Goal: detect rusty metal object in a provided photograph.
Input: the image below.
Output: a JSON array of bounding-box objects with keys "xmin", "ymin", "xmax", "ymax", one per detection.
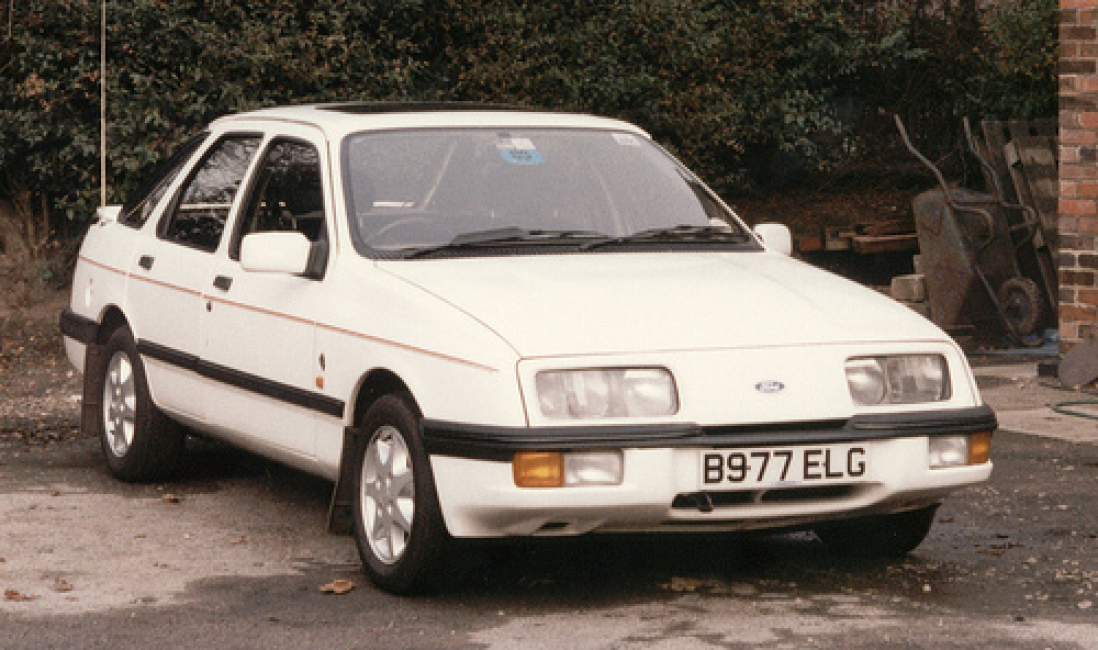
[
  {"xmin": 895, "ymin": 115, "xmax": 1046, "ymax": 345},
  {"xmin": 964, "ymin": 118, "xmax": 1058, "ymax": 322}
]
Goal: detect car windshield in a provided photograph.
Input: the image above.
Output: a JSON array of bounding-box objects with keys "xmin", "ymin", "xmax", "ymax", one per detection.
[{"xmin": 343, "ymin": 128, "xmax": 755, "ymax": 257}]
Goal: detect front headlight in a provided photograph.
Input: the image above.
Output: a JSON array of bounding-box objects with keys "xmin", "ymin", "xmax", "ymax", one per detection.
[
  {"xmin": 536, "ymin": 368, "xmax": 678, "ymax": 419},
  {"xmin": 845, "ymin": 355, "xmax": 950, "ymax": 406}
]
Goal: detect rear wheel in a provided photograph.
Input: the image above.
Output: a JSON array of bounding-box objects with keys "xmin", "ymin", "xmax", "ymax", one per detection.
[
  {"xmin": 97, "ymin": 326, "xmax": 185, "ymax": 482},
  {"xmin": 813, "ymin": 505, "xmax": 939, "ymax": 558},
  {"xmin": 352, "ymin": 394, "xmax": 452, "ymax": 594}
]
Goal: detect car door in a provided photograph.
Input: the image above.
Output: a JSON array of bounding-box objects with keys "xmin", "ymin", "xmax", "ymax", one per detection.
[
  {"xmin": 200, "ymin": 130, "xmax": 335, "ymax": 461},
  {"xmin": 129, "ymin": 133, "xmax": 263, "ymax": 421}
]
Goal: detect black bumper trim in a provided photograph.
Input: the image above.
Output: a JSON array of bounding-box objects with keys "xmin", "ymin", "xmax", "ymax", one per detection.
[
  {"xmin": 59, "ymin": 308, "xmax": 99, "ymax": 345},
  {"xmin": 421, "ymin": 405, "xmax": 997, "ymax": 461}
]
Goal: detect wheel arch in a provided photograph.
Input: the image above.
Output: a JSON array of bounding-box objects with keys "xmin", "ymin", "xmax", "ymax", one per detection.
[
  {"xmin": 96, "ymin": 305, "xmax": 130, "ymax": 343},
  {"xmin": 349, "ymin": 368, "xmax": 421, "ymax": 426}
]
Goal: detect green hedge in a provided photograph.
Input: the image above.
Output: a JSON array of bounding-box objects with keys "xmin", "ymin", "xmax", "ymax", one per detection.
[{"xmin": 0, "ymin": 0, "xmax": 1056, "ymax": 240}]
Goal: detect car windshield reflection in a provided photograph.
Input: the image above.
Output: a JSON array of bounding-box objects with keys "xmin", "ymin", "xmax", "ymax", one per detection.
[{"xmin": 343, "ymin": 128, "xmax": 751, "ymax": 256}]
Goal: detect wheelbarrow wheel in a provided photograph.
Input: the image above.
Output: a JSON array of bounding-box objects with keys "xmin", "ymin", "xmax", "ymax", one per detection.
[{"xmin": 998, "ymin": 277, "xmax": 1044, "ymax": 340}]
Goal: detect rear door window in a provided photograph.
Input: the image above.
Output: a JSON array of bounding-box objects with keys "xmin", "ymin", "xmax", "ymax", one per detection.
[{"xmin": 159, "ymin": 134, "xmax": 262, "ymax": 252}]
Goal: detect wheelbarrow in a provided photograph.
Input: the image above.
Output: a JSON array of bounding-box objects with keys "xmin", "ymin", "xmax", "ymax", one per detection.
[
  {"xmin": 962, "ymin": 117, "xmax": 1058, "ymax": 334},
  {"xmin": 895, "ymin": 115, "xmax": 1046, "ymax": 346}
]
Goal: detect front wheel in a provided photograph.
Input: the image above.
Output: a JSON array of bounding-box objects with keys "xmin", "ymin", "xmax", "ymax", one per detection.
[
  {"xmin": 352, "ymin": 394, "xmax": 451, "ymax": 594},
  {"xmin": 813, "ymin": 505, "xmax": 939, "ymax": 558}
]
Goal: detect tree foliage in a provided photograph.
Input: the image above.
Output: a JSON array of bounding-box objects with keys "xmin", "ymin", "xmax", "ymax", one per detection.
[{"xmin": 0, "ymin": 0, "xmax": 1057, "ymax": 243}]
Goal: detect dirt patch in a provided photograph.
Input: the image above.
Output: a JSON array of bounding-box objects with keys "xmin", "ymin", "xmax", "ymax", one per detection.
[
  {"xmin": 729, "ymin": 182, "xmax": 923, "ymax": 235},
  {"xmin": 0, "ymin": 280, "xmax": 85, "ymax": 448}
]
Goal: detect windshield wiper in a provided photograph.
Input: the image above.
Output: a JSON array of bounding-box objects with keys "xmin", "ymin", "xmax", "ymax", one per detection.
[
  {"xmin": 579, "ymin": 224, "xmax": 751, "ymax": 251},
  {"xmin": 404, "ymin": 227, "xmax": 605, "ymax": 259}
]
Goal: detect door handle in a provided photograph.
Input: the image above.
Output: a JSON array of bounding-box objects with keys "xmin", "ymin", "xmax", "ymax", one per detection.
[
  {"xmin": 212, "ymin": 275, "xmax": 233, "ymax": 291},
  {"xmin": 138, "ymin": 255, "xmax": 154, "ymax": 270}
]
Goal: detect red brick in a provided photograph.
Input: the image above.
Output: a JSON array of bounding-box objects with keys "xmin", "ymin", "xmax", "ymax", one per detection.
[
  {"xmin": 1063, "ymin": 0, "xmax": 1098, "ymax": 11},
  {"xmin": 1060, "ymin": 323, "xmax": 1080, "ymax": 350},
  {"xmin": 1062, "ymin": 269, "xmax": 1098, "ymax": 286},
  {"xmin": 1063, "ymin": 146, "xmax": 1082, "ymax": 163},
  {"xmin": 1077, "ymin": 111, "xmax": 1098, "ymax": 127},
  {"xmin": 1081, "ymin": 181, "xmax": 1098, "ymax": 198},
  {"xmin": 1061, "ymin": 214, "xmax": 1081, "ymax": 233},
  {"xmin": 1063, "ymin": 58, "xmax": 1097, "ymax": 74},
  {"xmin": 1080, "ymin": 77, "xmax": 1098, "ymax": 93},
  {"xmin": 1061, "ymin": 198, "xmax": 1098, "ymax": 215},
  {"xmin": 1079, "ymin": 288, "xmax": 1098, "ymax": 305},
  {"xmin": 1061, "ymin": 128, "xmax": 1097, "ymax": 144},
  {"xmin": 1060, "ymin": 304, "xmax": 1096, "ymax": 323},
  {"xmin": 1079, "ymin": 216, "xmax": 1098, "ymax": 234},
  {"xmin": 1064, "ymin": 25, "xmax": 1098, "ymax": 41},
  {"xmin": 1061, "ymin": 163, "xmax": 1098, "ymax": 179}
]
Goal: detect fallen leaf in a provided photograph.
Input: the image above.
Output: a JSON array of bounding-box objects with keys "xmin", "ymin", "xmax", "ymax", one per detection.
[
  {"xmin": 53, "ymin": 579, "xmax": 73, "ymax": 593},
  {"xmin": 162, "ymin": 494, "xmax": 181, "ymax": 504},
  {"xmin": 4, "ymin": 589, "xmax": 36, "ymax": 602},
  {"xmin": 231, "ymin": 536, "xmax": 246, "ymax": 545},
  {"xmin": 319, "ymin": 579, "xmax": 355, "ymax": 595}
]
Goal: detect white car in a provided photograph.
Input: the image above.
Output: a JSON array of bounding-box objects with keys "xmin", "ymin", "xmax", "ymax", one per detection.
[{"xmin": 61, "ymin": 103, "xmax": 995, "ymax": 594}]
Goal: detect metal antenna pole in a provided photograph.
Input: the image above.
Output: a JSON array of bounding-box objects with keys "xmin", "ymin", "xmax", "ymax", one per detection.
[{"xmin": 100, "ymin": 0, "xmax": 107, "ymax": 206}]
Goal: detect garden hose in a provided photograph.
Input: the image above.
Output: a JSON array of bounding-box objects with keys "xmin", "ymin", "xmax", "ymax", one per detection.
[{"xmin": 1051, "ymin": 399, "xmax": 1098, "ymax": 421}]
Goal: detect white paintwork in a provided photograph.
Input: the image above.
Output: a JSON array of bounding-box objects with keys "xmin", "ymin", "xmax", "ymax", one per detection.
[
  {"xmin": 64, "ymin": 104, "xmax": 991, "ymax": 539},
  {"xmin": 754, "ymin": 222, "xmax": 793, "ymax": 256},
  {"xmin": 240, "ymin": 232, "xmax": 313, "ymax": 274}
]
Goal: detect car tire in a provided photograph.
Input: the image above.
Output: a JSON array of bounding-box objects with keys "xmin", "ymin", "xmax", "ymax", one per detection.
[
  {"xmin": 352, "ymin": 393, "xmax": 452, "ymax": 594},
  {"xmin": 97, "ymin": 326, "xmax": 186, "ymax": 482},
  {"xmin": 813, "ymin": 505, "xmax": 939, "ymax": 558},
  {"xmin": 998, "ymin": 277, "xmax": 1044, "ymax": 340}
]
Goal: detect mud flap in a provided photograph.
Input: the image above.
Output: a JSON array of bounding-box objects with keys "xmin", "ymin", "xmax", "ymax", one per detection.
[
  {"xmin": 81, "ymin": 342, "xmax": 105, "ymax": 437},
  {"xmin": 327, "ymin": 425, "xmax": 367, "ymax": 536}
]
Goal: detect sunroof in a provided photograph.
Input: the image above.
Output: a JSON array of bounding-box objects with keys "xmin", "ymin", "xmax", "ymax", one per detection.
[{"xmin": 319, "ymin": 102, "xmax": 537, "ymax": 114}]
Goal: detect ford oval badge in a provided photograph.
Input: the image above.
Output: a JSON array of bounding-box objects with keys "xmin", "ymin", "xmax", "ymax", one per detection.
[{"xmin": 755, "ymin": 380, "xmax": 786, "ymax": 394}]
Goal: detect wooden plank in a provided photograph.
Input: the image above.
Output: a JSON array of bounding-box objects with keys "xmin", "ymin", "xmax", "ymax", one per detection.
[
  {"xmin": 980, "ymin": 120, "xmax": 1018, "ymax": 204},
  {"xmin": 1011, "ymin": 134, "xmax": 1058, "ymax": 246},
  {"xmin": 851, "ymin": 233, "xmax": 919, "ymax": 255},
  {"xmin": 858, "ymin": 218, "xmax": 916, "ymax": 237}
]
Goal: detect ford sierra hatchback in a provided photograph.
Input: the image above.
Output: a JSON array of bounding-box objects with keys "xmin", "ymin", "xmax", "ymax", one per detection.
[{"xmin": 61, "ymin": 103, "xmax": 996, "ymax": 594}]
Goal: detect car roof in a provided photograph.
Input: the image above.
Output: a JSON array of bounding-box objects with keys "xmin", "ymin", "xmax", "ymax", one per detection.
[{"xmin": 211, "ymin": 103, "xmax": 650, "ymax": 139}]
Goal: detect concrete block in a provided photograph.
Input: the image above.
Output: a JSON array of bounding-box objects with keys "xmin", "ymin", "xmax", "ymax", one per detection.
[{"xmin": 891, "ymin": 274, "xmax": 927, "ymax": 303}]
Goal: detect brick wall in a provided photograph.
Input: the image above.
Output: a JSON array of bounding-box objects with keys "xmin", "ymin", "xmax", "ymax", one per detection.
[{"xmin": 1060, "ymin": 0, "xmax": 1098, "ymax": 347}]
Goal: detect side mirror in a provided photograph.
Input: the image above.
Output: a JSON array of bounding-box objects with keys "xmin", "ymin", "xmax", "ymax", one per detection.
[
  {"xmin": 97, "ymin": 205, "xmax": 122, "ymax": 224},
  {"xmin": 240, "ymin": 232, "xmax": 313, "ymax": 275},
  {"xmin": 753, "ymin": 223, "xmax": 793, "ymax": 256}
]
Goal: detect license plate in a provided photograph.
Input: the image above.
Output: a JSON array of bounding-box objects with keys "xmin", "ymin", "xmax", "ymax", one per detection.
[{"xmin": 700, "ymin": 444, "xmax": 869, "ymax": 489}]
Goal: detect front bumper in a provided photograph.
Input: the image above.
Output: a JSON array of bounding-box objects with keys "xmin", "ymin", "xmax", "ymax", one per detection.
[{"xmin": 423, "ymin": 406, "xmax": 996, "ymax": 538}]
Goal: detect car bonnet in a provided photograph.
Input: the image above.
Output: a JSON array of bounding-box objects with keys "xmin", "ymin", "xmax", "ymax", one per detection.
[{"xmin": 377, "ymin": 251, "xmax": 947, "ymax": 359}]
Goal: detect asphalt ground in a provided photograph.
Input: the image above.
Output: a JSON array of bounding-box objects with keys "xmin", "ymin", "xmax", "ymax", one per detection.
[{"xmin": 1, "ymin": 341, "xmax": 1095, "ymax": 648}]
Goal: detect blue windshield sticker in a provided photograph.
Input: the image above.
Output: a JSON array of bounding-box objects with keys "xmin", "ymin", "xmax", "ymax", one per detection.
[{"xmin": 496, "ymin": 138, "xmax": 544, "ymax": 165}]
